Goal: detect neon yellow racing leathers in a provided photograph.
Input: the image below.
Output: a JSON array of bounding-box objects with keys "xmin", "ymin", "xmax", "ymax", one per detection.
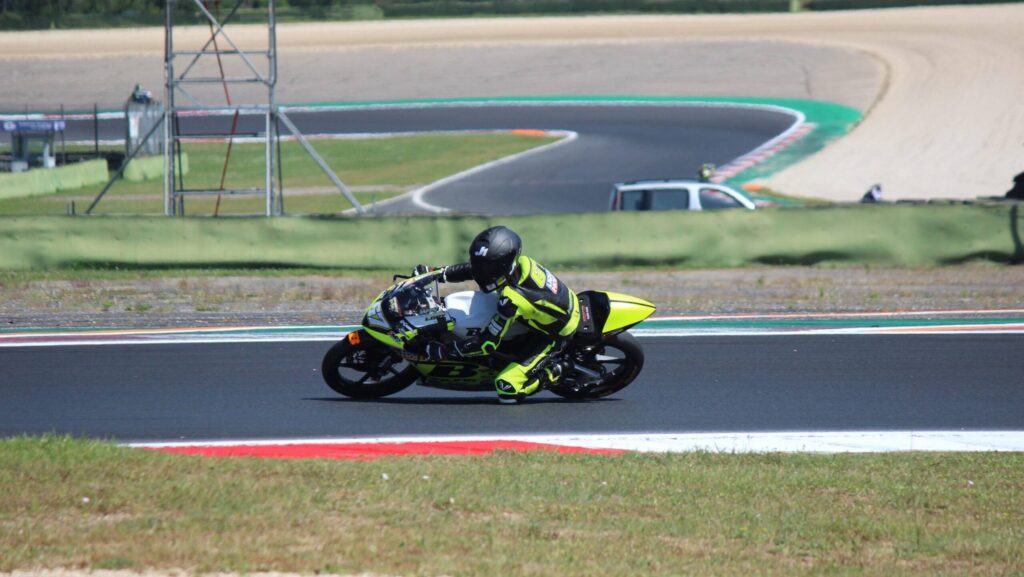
[{"xmin": 440, "ymin": 255, "xmax": 580, "ymax": 400}]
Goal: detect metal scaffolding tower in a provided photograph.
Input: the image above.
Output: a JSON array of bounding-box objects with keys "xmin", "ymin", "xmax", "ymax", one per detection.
[{"xmin": 163, "ymin": 0, "xmax": 364, "ymax": 216}]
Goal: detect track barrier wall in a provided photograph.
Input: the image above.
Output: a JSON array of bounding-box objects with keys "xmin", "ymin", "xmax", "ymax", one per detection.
[
  {"xmin": 0, "ymin": 160, "xmax": 108, "ymax": 201},
  {"xmin": 0, "ymin": 203, "xmax": 1020, "ymax": 270},
  {"xmin": 123, "ymin": 154, "xmax": 174, "ymax": 181},
  {"xmin": 123, "ymin": 154, "xmax": 188, "ymax": 182}
]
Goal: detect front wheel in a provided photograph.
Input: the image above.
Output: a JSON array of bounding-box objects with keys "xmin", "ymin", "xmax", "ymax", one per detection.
[
  {"xmin": 321, "ymin": 335, "xmax": 419, "ymax": 399},
  {"xmin": 550, "ymin": 332, "xmax": 645, "ymax": 399}
]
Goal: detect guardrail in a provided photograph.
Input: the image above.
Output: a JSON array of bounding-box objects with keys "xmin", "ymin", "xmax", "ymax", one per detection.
[{"xmin": 0, "ymin": 203, "xmax": 1020, "ymax": 270}]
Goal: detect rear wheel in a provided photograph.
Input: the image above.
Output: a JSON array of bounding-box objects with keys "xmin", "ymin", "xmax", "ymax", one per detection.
[
  {"xmin": 321, "ymin": 336, "xmax": 419, "ymax": 399},
  {"xmin": 550, "ymin": 332, "xmax": 644, "ymax": 399}
]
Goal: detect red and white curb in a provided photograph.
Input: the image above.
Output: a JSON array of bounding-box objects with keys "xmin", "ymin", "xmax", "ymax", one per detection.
[
  {"xmin": 127, "ymin": 431, "xmax": 1024, "ymax": 459},
  {"xmin": 711, "ymin": 122, "xmax": 815, "ymax": 185},
  {"xmin": 131, "ymin": 439, "xmax": 623, "ymax": 460}
]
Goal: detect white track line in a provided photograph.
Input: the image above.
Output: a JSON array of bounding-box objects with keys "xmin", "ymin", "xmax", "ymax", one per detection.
[
  {"xmin": 127, "ymin": 431, "xmax": 1024, "ymax": 453},
  {"xmin": 4, "ymin": 323, "xmax": 1024, "ymax": 348},
  {"xmin": 652, "ymin": 309, "xmax": 1024, "ymax": 321},
  {"xmin": 632, "ymin": 326, "xmax": 1024, "ymax": 338},
  {"xmin": 409, "ymin": 130, "xmax": 578, "ymax": 214}
]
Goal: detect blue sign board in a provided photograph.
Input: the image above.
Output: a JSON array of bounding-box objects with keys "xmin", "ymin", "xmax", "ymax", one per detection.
[{"xmin": 1, "ymin": 120, "xmax": 66, "ymax": 133}]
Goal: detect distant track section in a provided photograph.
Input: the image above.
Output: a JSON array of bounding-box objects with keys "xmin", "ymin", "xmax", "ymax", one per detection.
[{"xmin": 57, "ymin": 100, "xmax": 797, "ymax": 214}]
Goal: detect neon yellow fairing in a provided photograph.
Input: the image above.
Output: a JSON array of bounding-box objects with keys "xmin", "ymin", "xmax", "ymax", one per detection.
[
  {"xmin": 601, "ymin": 292, "xmax": 657, "ymax": 333},
  {"xmin": 364, "ymin": 327, "xmax": 402, "ymax": 348}
]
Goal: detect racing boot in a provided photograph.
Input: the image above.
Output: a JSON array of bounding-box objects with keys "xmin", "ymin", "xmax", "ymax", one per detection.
[
  {"xmin": 495, "ymin": 377, "xmax": 533, "ymax": 404},
  {"xmin": 542, "ymin": 362, "xmax": 564, "ymax": 386}
]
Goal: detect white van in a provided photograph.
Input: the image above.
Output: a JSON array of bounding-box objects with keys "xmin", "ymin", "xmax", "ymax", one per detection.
[{"xmin": 609, "ymin": 180, "xmax": 757, "ymax": 212}]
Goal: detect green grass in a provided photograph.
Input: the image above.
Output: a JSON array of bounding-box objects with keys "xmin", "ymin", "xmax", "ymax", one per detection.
[
  {"xmin": 0, "ymin": 267, "xmax": 384, "ymax": 283},
  {"xmin": 2, "ymin": 436, "xmax": 1023, "ymax": 576},
  {"xmin": 1, "ymin": 4, "xmax": 385, "ymax": 31},
  {"xmin": 0, "ymin": 133, "xmax": 557, "ymax": 216}
]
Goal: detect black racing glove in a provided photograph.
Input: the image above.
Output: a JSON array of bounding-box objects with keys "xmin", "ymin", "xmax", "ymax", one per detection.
[
  {"xmin": 412, "ymin": 263, "xmax": 473, "ymax": 283},
  {"xmin": 405, "ymin": 338, "xmax": 447, "ymax": 362},
  {"xmin": 439, "ymin": 262, "xmax": 474, "ymax": 284}
]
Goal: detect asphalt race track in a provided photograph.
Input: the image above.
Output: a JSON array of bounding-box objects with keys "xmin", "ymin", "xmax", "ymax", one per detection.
[
  {"xmin": 3, "ymin": 335, "xmax": 1022, "ymax": 443},
  {"xmin": 67, "ymin": 103, "xmax": 795, "ymax": 214},
  {"xmin": 30, "ymin": 105, "xmax": 1021, "ymax": 447}
]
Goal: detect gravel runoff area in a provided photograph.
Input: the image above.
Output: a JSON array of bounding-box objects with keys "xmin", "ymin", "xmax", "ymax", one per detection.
[
  {"xmin": 3, "ymin": 266, "xmax": 1023, "ymax": 330},
  {"xmin": 2, "ymin": 573, "xmax": 374, "ymax": 577},
  {"xmin": 2, "ymin": 4, "xmax": 1024, "ymax": 202}
]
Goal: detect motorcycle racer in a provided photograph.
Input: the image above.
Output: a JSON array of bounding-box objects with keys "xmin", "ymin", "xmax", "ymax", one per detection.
[{"xmin": 409, "ymin": 226, "xmax": 580, "ymax": 403}]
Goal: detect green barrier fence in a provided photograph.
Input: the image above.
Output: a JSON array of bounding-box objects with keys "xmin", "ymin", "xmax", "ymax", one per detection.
[
  {"xmin": 0, "ymin": 160, "xmax": 109, "ymax": 201},
  {"xmin": 122, "ymin": 153, "xmax": 188, "ymax": 182},
  {"xmin": 0, "ymin": 203, "xmax": 1020, "ymax": 270}
]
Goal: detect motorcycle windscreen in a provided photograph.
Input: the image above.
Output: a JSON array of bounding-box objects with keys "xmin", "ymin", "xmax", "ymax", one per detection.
[{"xmin": 601, "ymin": 292, "xmax": 657, "ymax": 333}]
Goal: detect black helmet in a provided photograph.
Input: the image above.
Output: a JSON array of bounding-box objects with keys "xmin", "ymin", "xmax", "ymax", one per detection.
[{"xmin": 469, "ymin": 226, "xmax": 522, "ymax": 292}]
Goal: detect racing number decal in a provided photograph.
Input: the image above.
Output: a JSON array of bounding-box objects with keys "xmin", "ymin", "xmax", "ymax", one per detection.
[{"xmin": 429, "ymin": 364, "xmax": 479, "ymax": 379}]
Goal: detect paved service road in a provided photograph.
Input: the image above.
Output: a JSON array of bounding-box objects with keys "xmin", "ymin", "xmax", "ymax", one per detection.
[
  {"xmin": 67, "ymin": 103, "xmax": 795, "ymax": 214},
  {"xmin": 3, "ymin": 335, "xmax": 1021, "ymax": 443}
]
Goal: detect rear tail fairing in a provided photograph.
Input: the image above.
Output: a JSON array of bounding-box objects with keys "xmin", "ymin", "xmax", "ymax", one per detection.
[
  {"xmin": 574, "ymin": 290, "xmax": 656, "ymax": 343},
  {"xmin": 603, "ymin": 291, "xmax": 657, "ymax": 332}
]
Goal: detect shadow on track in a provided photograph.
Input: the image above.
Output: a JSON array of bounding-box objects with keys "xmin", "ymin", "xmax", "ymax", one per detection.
[{"xmin": 305, "ymin": 396, "xmax": 619, "ymax": 406}]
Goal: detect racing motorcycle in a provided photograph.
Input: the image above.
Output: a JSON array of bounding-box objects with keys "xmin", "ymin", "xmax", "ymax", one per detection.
[{"xmin": 321, "ymin": 270, "xmax": 656, "ymax": 401}]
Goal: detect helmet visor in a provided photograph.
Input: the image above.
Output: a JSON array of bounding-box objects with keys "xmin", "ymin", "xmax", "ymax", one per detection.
[{"xmin": 470, "ymin": 258, "xmax": 510, "ymax": 292}]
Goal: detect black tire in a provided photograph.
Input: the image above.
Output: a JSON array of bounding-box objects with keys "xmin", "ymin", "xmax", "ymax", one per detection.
[
  {"xmin": 550, "ymin": 331, "xmax": 645, "ymax": 400},
  {"xmin": 321, "ymin": 337, "xmax": 419, "ymax": 399}
]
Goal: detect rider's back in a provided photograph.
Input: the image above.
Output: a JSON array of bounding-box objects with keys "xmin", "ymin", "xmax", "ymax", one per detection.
[{"xmin": 499, "ymin": 255, "xmax": 579, "ymax": 338}]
